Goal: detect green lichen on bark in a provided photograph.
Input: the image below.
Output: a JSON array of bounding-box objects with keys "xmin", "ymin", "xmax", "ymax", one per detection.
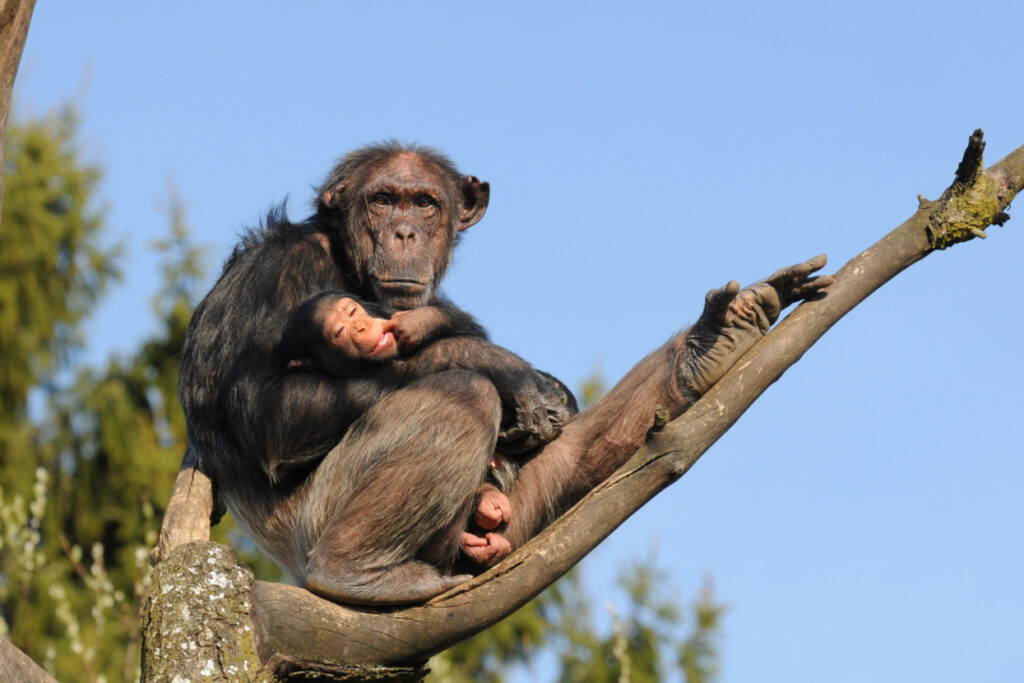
[
  {"xmin": 141, "ymin": 541, "xmax": 272, "ymax": 682},
  {"xmin": 926, "ymin": 155, "xmax": 1001, "ymax": 250}
]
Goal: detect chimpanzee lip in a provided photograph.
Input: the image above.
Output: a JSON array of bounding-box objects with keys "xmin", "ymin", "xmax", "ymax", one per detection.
[
  {"xmin": 369, "ymin": 331, "xmax": 395, "ymax": 356},
  {"xmin": 376, "ymin": 278, "xmax": 427, "ymax": 288}
]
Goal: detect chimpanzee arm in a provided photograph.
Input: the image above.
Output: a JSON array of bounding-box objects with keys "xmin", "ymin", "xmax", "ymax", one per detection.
[
  {"xmin": 388, "ymin": 298, "xmax": 488, "ymax": 353},
  {"xmin": 280, "ymin": 290, "xmax": 571, "ymax": 454},
  {"xmin": 402, "ymin": 336, "xmax": 574, "ymax": 454}
]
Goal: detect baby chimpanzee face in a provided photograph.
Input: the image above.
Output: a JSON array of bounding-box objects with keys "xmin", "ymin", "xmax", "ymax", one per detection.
[{"xmin": 322, "ymin": 297, "xmax": 398, "ymax": 361}]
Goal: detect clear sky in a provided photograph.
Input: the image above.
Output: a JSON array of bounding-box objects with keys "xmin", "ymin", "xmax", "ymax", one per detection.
[{"xmin": 13, "ymin": 2, "xmax": 1023, "ymax": 680}]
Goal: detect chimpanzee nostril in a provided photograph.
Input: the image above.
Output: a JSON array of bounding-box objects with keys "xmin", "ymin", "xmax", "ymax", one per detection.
[{"xmin": 393, "ymin": 222, "xmax": 417, "ymax": 244}]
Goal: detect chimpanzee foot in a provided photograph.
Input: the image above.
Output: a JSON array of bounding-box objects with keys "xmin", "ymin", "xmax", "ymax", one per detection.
[
  {"xmin": 473, "ymin": 483, "xmax": 512, "ymax": 530},
  {"xmin": 304, "ymin": 560, "xmax": 472, "ymax": 606},
  {"xmin": 461, "ymin": 531, "xmax": 512, "ymax": 566}
]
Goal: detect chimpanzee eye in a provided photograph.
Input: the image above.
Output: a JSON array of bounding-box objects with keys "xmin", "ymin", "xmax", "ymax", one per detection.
[
  {"xmin": 417, "ymin": 195, "xmax": 436, "ymax": 208},
  {"xmin": 372, "ymin": 193, "xmax": 389, "ymax": 206}
]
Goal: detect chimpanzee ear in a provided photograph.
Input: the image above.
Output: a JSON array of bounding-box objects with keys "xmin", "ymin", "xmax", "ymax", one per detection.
[
  {"xmin": 457, "ymin": 175, "xmax": 490, "ymax": 231},
  {"xmin": 319, "ymin": 182, "xmax": 347, "ymax": 211}
]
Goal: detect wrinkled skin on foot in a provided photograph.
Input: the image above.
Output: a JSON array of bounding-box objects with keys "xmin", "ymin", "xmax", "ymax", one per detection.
[{"xmin": 679, "ymin": 255, "xmax": 833, "ymax": 399}]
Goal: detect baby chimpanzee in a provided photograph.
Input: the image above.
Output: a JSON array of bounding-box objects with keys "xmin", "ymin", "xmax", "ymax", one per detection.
[
  {"xmin": 281, "ymin": 291, "xmax": 483, "ymax": 371},
  {"xmin": 280, "ymin": 291, "xmax": 523, "ymax": 559}
]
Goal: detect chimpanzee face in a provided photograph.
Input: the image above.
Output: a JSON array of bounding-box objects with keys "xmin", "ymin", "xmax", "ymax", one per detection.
[
  {"xmin": 356, "ymin": 153, "xmax": 455, "ymax": 309},
  {"xmin": 321, "ymin": 151, "xmax": 489, "ymax": 310}
]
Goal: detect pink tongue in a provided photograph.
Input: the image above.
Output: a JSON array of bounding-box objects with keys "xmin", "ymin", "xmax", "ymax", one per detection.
[{"xmin": 372, "ymin": 331, "xmax": 394, "ymax": 354}]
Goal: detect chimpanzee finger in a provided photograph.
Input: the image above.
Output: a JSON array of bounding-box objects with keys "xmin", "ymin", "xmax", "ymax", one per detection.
[
  {"xmin": 496, "ymin": 427, "xmax": 532, "ymax": 453},
  {"xmin": 703, "ymin": 281, "xmax": 741, "ymax": 324},
  {"xmin": 788, "ymin": 274, "xmax": 835, "ymax": 302},
  {"xmin": 765, "ymin": 254, "xmax": 828, "ymax": 290},
  {"xmin": 765, "ymin": 262, "xmax": 811, "ymax": 291},
  {"xmin": 768, "ymin": 256, "xmax": 830, "ymax": 307},
  {"xmin": 498, "ymin": 415, "xmax": 544, "ymax": 453}
]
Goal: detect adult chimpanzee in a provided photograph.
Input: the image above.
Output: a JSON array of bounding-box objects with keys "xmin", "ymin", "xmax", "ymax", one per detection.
[{"xmin": 179, "ymin": 142, "xmax": 831, "ymax": 605}]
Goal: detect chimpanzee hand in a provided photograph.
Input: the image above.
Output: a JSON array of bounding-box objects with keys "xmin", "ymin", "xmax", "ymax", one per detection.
[
  {"xmin": 409, "ymin": 335, "xmax": 575, "ymax": 453},
  {"xmin": 679, "ymin": 254, "xmax": 832, "ymax": 399},
  {"xmin": 386, "ymin": 307, "xmax": 445, "ymax": 354},
  {"xmin": 494, "ymin": 368, "xmax": 574, "ymax": 455}
]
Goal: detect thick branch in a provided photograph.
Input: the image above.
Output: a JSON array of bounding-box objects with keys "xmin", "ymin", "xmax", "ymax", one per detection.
[
  {"xmin": 150, "ymin": 447, "xmax": 223, "ymax": 564},
  {"xmin": 246, "ymin": 132, "xmax": 1021, "ymax": 671}
]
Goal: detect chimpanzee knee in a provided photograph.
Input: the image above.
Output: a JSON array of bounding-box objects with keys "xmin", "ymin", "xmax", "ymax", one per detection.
[{"xmin": 299, "ymin": 370, "xmax": 499, "ymax": 600}]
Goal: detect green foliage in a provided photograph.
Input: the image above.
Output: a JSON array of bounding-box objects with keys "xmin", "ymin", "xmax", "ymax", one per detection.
[
  {"xmin": 0, "ymin": 105, "xmax": 118, "ymax": 422},
  {"xmin": 678, "ymin": 580, "xmax": 725, "ymax": 683},
  {"xmin": 557, "ymin": 561, "xmax": 724, "ymax": 683},
  {"xmin": 429, "ymin": 580, "xmax": 570, "ymax": 682},
  {"xmin": 0, "ymin": 108, "xmax": 193, "ymax": 680},
  {"xmin": 0, "ymin": 106, "xmax": 284, "ymax": 680},
  {"xmin": 429, "ymin": 560, "xmax": 725, "ymax": 683},
  {"xmin": 0, "ymin": 105, "xmax": 119, "ymax": 493}
]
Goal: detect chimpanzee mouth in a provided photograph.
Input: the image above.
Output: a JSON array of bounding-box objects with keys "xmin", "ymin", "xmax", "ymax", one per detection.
[
  {"xmin": 373, "ymin": 279, "xmax": 431, "ymax": 308},
  {"xmin": 377, "ymin": 279, "xmax": 427, "ymax": 289},
  {"xmin": 374, "ymin": 279, "xmax": 429, "ymax": 297}
]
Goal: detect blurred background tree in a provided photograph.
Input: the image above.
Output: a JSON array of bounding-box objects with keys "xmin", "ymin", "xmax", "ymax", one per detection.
[
  {"xmin": 0, "ymin": 102, "xmax": 281, "ymax": 681},
  {"xmin": 0, "ymin": 104, "xmax": 724, "ymax": 681}
]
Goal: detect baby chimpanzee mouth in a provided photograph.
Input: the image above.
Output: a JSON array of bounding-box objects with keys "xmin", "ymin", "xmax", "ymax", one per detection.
[{"xmin": 369, "ymin": 331, "xmax": 395, "ymax": 356}]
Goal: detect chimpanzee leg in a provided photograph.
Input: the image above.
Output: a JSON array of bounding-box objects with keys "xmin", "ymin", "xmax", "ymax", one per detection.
[
  {"xmin": 502, "ymin": 341, "xmax": 688, "ymax": 548},
  {"xmin": 302, "ymin": 369, "xmax": 500, "ymax": 605}
]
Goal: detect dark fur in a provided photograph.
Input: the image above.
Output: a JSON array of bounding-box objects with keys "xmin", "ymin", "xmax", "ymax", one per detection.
[{"xmin": 179, "ymin": 144, "xmax": 573, "ymax": 605}]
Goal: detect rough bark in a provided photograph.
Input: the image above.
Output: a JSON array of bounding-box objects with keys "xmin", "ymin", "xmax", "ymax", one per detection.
[
  {"xmin": 140, "ymin": 542, "xmax": 269, "ymax": 682},
  {"xmin": 147, "ymin": 131, "xmax": 1021, "ymax": 680},
  {"xmin": 0, "ymin": 0, "xmax": 35, "ymax": 220}
]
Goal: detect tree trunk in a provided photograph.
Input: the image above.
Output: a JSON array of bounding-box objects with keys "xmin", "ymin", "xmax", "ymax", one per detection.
[
  {"xmin": 0, "ymin": 0, "xmax": 35, "ymax": 220},
  {"xmin": 145, "ymin": 131, "xmax": 1021, "ymax": 680}
]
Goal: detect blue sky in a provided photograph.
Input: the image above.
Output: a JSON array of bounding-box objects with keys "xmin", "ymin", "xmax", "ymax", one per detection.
[{"xmin": 13, "ymin": 2, "xmax": 1023, "ymax": 680}]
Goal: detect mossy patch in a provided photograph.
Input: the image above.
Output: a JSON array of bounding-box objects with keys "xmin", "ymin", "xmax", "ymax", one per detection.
[{"xmin": 926, "ymin": 155, "xmax": 1002, "ymax": 250}]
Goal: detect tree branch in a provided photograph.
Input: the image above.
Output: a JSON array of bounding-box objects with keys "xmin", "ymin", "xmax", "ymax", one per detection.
[
  {"xmin": 150, "ymin": 447, "xmax": 223, "ymax": 565},
  {"xmin": 149, "ymin": 132, "xmax": 1021, "ymax": 678}
]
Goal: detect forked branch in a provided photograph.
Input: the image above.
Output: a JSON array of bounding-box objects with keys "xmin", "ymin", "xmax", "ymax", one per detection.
[{"xmin": 147, "ymin": 131, "xmax": 1022, "ymax": 678}]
